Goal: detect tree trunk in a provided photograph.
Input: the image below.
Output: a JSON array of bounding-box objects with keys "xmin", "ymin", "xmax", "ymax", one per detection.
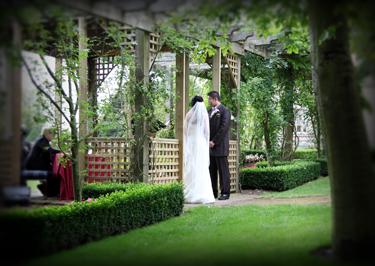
[
  {"xmin": 263, "ymin": 111, "xmax": 273, "ymax": 166},
  {"xmin": 308, "ymin": 0, "xmax": 375, "ymax": 259},
  {"xmin": 282, "ymin": 66, "xmax": 294, "ymax": 161},
  {"xmin": 70, "ymin": 122, "xmax": 81, "ymax": 201}
]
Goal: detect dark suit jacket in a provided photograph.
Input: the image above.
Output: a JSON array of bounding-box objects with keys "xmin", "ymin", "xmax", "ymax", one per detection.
[
  {"xmin": 25, "ymin": 135, "xmax": 60, "ymax": 171},
  {"xmin": 208, "ymin": 104, "xmax": 231, "ymax": 157}
]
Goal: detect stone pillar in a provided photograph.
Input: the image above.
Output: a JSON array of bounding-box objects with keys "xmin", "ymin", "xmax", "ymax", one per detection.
[
  {"xmin": 175, "ymin": 51, "xmax": 189, "ymax": 182},
  {"xmin": 212, "ymin": 47, "xmax": 221, "ymax": 94},
  {"xmin": 78, "ymin": 17, "xmax": 88, "ymax": 184},
  {"xmin": 133, "ymin": 29, "xmax": 150, "ymax": 183}
]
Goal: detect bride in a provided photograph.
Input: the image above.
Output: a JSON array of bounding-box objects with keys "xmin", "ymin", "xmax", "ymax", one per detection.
[{"xmin": 183, "ymin": 96, "xmax": 215, "ymax": 204}]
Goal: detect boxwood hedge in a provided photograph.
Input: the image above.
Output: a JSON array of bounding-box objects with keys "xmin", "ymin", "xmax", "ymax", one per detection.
[
  {"xmin": 81, "ymin": 181, "xmax": 148, "ymax": 199},
  {"xmin": 0, "ymin": 183, "xmax": 184, "ymax": 260},
  {"xmin": 240, "ymin": 160, "xmax": 320, "ymax": 191},
  {"xmin": 293, "ymin": 149, "xmax": 318, "ymax": 159}
]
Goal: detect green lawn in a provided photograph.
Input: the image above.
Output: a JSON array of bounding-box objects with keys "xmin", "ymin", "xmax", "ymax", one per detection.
[
  {"xmin": 27, "ymin": 180, "xmax": 40, "ymax": 192},
  {"xmin": 24, "ymin": 204, "xmax": 341, "ymax": 266},
  {"xmin": 260, "ymin": 176, "xmax": 331, "ymax": 198}
]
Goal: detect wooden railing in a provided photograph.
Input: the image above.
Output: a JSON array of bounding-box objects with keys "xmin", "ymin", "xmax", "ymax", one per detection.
[{"xmin": 84, "ymin": 137, "xmax": 237, "ymax": 192}]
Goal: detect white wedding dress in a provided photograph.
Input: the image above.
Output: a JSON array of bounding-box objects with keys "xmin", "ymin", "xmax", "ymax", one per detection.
[{"xmin": 183, "ymin": 102, "xmax": 215, "ymax": 204}]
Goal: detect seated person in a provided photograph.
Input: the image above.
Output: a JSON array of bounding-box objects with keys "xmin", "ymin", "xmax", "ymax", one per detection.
[
  {"xmin": 25, "ymin": 127, "xmax": 60, "ymax": 199},
  {"xmin": 20, "ymin": 127, "xmax": 31, "ymax": 186}
]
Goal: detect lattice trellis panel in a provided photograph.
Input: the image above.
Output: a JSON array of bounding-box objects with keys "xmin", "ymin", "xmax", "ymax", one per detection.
[
  {"xmin": 85, "ymin": 137, "xmax": 131, "ymax": 182},
  {"xmin": 224, "ymin": 54, "xmax": 238, "ymax": 88},
  {"xmin": 118, "ymin": 25, "xmax": 160, "ymax": 68},
  {"xmin": 149, "ymin": 31, "xmax": 160, "ymax": 67},
  {"xmin": 149, "ymin": 138, "xmax": 179, "ymax": 184},
  {"xmin": 229, "ymin": 140, "xmax": 238, "ymax": 192},
  {"xmin": 221, "ymin": 57, "xmax": 231, "ymax": 86},
  {"xmin": 94, "ymin": 55, "xmax": 117, "ymax": 88}
]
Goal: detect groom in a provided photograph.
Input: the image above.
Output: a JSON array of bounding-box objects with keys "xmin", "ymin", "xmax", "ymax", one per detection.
[{"xmin": 207, "ymin": 91, "xmax": 231, "ymax": 200}]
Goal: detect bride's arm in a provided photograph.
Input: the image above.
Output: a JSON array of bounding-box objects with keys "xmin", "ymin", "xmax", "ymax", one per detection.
[
  {"xmin": 184, "ymin": 112, "xmax": 192, "ymax": 136},
  {"xmin": 203, "ymin": 112, "xmax": 210, "ymax": 139}
]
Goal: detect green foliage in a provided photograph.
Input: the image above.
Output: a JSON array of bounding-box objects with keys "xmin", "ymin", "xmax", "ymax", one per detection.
[
  {"xmin": 312, "ymin": 158, "xmax": 329, "ymax": 176},
  {"xmin": 0, "ymin": 183, "xmax": 184, "ymax": 259},
  {"xmin": 241, "ymin": 52, "xmax": 287, "ymax": 165},
  {"xmin": 293, "ymin": 149, "xmax": 318, "ymax": 160},
  {"xmin": 240, "ymin": 160, "xmax": 320, "ymax": 191},
  {"xmin": 255, "ymin": 160, "xmax": 295, "ymax": 168},
  {"xmin": 81, "ymin": 181, "xmax": 148, "ymax": 199}
]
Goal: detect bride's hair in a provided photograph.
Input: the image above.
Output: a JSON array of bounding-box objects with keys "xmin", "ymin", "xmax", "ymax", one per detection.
[{"xmin": 191, "ymin": 96, "xmax": 203, "ymax": 107}]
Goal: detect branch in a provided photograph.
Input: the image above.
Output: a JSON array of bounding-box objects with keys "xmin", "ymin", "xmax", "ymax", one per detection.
[
  {"xmin": 22, "ymin": 56, "xmax": 72, "ymax": 127},
  {"xmin": 38, "ymin": 54, "xmax": 74, "ymax": 108}
]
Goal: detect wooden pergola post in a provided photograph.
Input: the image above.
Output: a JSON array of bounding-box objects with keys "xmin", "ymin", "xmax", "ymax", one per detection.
[
  {"xmin": 236, "ymin": 56, "xmax": 241, "ymax": 193},
  {"xmin": 0, "ymin": 21, "xmax": 22, "ymax": 187},
  {"xmin": 175, "ymin": 51, "xmax": 189, "ymax": 182},
  {"xmin": 78, "ymin": 17, "xmax": 88, "ymax": 186},
  {"xmin": 212, "ymin": 47, "xmax": 221, "ymax": 94},
  {"xmin": 133, "ymin": 29, "xmax": 150, "ymax": 183}
]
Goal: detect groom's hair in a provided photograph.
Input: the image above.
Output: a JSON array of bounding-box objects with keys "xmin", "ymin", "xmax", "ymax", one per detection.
[
  {"xmin": 207, "ymin": 91, "xmax": 220, "ymax": 101},
  {"xmin": 191, "ymin": 96, "xmax": 204, "ymax": 107}
]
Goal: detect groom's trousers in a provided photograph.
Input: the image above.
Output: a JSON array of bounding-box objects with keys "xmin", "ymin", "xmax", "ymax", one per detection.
[{"xmin": 209, "ymin": 156, "xmax": 231, "ymax": 197}]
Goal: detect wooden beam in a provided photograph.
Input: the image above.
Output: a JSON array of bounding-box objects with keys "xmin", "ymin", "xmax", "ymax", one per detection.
[
  {"xmin": 228, "ymin": 32, "xmax": 255, "ymax": 42},
  {"xmin": 175, "ymin": 51, "xmax": 189, "ymax": 182},
  {"xmin": 56, "ymin": 0, "xmax": 154, "ymax": 32},
  {"xmin": 212, "ymin": 47, "xmax": 221, "ymax": 94},
  {"xmin": 78, "ymin": 17, "xmax": 88, "ymax": 185}
]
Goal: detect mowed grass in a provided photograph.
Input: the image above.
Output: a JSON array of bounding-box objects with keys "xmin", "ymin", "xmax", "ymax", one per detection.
[
  {"xmin": 27, "ymin": 180, "xmax": 40, "ymax": 192},
  {"xmin": 260, "ymin": 176, "xmax": 331, "ymax": 198},
  {"xmin": 24, "ymin": 204, "xmax": 339, "ymax": 266}
]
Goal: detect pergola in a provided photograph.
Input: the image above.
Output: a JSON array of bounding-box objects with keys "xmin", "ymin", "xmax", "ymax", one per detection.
[{"xmin": 0, "ymin": 0, "xmax": 278, "ymax": 192}]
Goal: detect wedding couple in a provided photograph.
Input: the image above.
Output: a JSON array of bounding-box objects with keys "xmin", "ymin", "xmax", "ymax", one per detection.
[{"xmin": 184, "ymin": 91, "xmax": 231, "ymax": 204}]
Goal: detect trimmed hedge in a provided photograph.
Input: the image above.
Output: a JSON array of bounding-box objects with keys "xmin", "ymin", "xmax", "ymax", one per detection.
[
  {"xmin": 312, "ymin": 158, "xmax": 328, "ymax": 176},
  {"xmin": 256, "ymin": 158, "xmax": 328, "ymax": 176},
  {"xmin": 255, "ymin": 161, "xmax": 295, "ymax": 168},
  {"xmin": 293, "ymin": 149, "xmax": 318, "ymax": 159},
  {"xmin": 240, "ymin": 160, "xmax": 320, "ymax": 191},
  {"xmin": 0, "ymin": 183, "xmax": 184, "ymax": 259},
  {"xmin": 81, "ymin": 181, "xmax": 148, "ymax": 199}
]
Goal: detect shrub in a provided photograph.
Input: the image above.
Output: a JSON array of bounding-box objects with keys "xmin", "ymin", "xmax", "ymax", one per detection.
[
  {"xmin": 81, "ymin": 181, "xmax": 148, "ymax": 199},
  {"xmin": 240, "ymin": 161, "xmax": 320, "ymax": 191},
  {"xmin": 0, "ymin": 183, "xmax": 184, "ymax": 259},
  {"xmin": 293, "ymin": 149, "xmax": 318, "ymax": 159},
  {"xmin": 255, "ymin": 161, "xmax": 295, "ymax": 168},
  {"xmin": 313, "ymin": 158, "xmax": 328, "ymax": 176}
]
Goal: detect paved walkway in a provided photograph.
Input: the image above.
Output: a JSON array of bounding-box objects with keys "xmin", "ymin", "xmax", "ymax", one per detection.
[
  {"xmin": 183, "ymin": 193, "xmax": 331, "ymax": 209},
  {"xmin": 27, "ymin": 190, "xmax": 331, "ymax": 209}
]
